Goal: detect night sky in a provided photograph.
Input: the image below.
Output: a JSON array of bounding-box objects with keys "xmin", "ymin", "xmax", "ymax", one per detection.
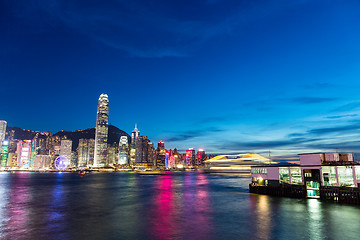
[{"xmin": 1, "ymin": 0, "xmax": 360, "ymax": 159}]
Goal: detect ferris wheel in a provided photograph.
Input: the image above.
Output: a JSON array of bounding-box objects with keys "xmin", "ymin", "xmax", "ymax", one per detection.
[{"xmin": 54, "ymin": 156, "xmax": 69, "ymax": 170}]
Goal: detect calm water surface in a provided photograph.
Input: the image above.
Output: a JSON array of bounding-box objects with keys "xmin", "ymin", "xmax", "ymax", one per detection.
[{"xmin": 0, "ymin": 171, "xmax": 359, "ymax": 240}]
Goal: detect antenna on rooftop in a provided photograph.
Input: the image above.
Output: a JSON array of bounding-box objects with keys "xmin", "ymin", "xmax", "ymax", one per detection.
[{"xmin": 268, "ymin": 148, "xmax": 271, "ymax": 160}]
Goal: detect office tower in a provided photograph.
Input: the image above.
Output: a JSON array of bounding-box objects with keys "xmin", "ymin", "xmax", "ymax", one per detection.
[
  {"xmin": 165, "ymin": 151, "xmax": 170, "ymax": 169},
  {"xmin": 30, "ymin": 139, "xmax": 37, "ymax": 167},
  {"xmin": 34, "ymin": 155, "xmax": 53, "ymax": 169},
  {"xmin": 107, "ymin": 143, "xmax": 117, "ymax": 166},
  {"xmin": 131, "ymin": 124, "xmax": 140, "ymax": 146},
  {"xmin": 47, "ymin": 135, "xmax": 61, "ymax": 161},
  {"xmin": 118, "ymin": 136, "xmax": 129, "ymax": 165},
  {"xmin": 196, "ymin": 149, "xmax": 206, "ymax": 166},
  {"xmin": 77, "ymin": 138, "xmax": 95, "ymax": 168},
  {"xmin": 0, "ymin": 120, "xmax": 6, "ymax": 152},
  {"xmin": 148, "ymin": 142, "xmax": 155, "ymax": 166},
  {"xmin": 70, "ymin": 152, "xmax": 78, "ymax": 168},
  {"xmin": 36, "ymin": 138, "xmax": 47, "ymax": 155},
  {"xmin": 156, "ymin": 141, "xmax": 166, "ymax": 167},
  {"xmin": 186, "ymin": 148, "xmax": 196, "ymax": 166},
  {"xmin": 94, "ymin": 94, "xmax": 109, "ymax": 167},
  {"xmin": 17, "ymin": 140, "xmax": 33, "ymax": 169},
  {"xmin": 60, "ymin": 139, "xmax": 72, "ymax": 167},
  {"xmin": 1, "ymin": 140, "xmax": 9, "ymax": 167},
  {"xmin": 129, "ymin": 124, "xmax": 140, "ymax": 166},
  {"xmin": 135, "ymin": 135, "xmax": 151, "ymax": 165}
]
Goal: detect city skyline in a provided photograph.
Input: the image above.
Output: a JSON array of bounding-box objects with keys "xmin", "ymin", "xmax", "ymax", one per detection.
[{"xmin": 2, "ymin": 1, "xmax": 360, "ymax": 159}]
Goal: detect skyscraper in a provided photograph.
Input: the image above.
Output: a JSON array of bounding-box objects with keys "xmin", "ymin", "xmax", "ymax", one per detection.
[
  {"xmin": 186, "ymin": 148, "xmax": 196, "ymax": 166},
  {"xmin": 60, "ymin": 139, "xmax": 72, "ymax": 167},
  {"xmin": 94, "ymin": 94, "xmax": 109, "ymax": 167},
  {"xmin": 77, "ymin": 138, "xmax": 95, "ymax": 167},
  {"xmin": 0, "ymin": 120, "xmax": 7, "ymax": 152},
  {"xmin": 131, "ymin": 124, "xmax": 140, "ymax": 146},
  {"xmin": 106, "ymin": 143, "xmax": 117, "ymax": 166},
  {"xmin": 135, "ymin": 135, "xmax": 150, "ymax": 164},
  {"xmin": 196, "ymin": 149, "xmax": 206, "ymax": 166},
  {"xmin": 17, "ymin": 140, "xmax": 33, "ymax": 169},
  {"xmin": 156, "ymin": 141, "xmax": 166, "ymax": 167},
  {"xmin": 118, "ymin": 136, "xmax": 129, "ymax": 165}
]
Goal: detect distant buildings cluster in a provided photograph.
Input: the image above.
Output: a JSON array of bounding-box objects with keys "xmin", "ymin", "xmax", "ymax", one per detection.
[{"xmin": 0, "ymin": 94, "xmax": 209, "ymax": 170}]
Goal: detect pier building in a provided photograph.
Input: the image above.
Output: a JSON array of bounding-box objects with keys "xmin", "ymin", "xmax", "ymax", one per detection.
[{"xmin": 250, "ymin": 152, "xmax": 360, "ymax": 202}]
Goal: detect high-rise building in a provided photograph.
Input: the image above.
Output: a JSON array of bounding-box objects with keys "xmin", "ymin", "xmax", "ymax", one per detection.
[
  {"xmin": 1, "ymin": 140, "xmax": 9, "ymax": 167},
  {"xmin": 131, "ymin": 124, "xmax": 140, "ymax": 146},
  {"xmin": 34, "ymin": 155, "xmax": 53, "ymax": 169},
  {"xmin": 186, "ymin": 148, "xmax": 196, "ymax": 166},
  {"xmin": 77, "ymin": 138, "xmax": 95, "ymax": 168},
  {"xmin": 118, "ymin": 136, "xmax": 129, "ymax": 165},
  {"xmin": 29, "ymin": 139, "xmax": 37, "ymax": 167},
  {"xmin": 17, "ymin": 140, "xmax": 33, "ymax": 169},
  {"xmin": 107, "ymin": 143, "xmax": 117, "ymax": 166},
  {"xmin": 135, "ymin": 135, "xmax": 151, "ymax": 164},
  {"xmin": 60, "ymin": 139, "xmax": 72, "ymax": 167},
  {"xmin": 129, "ymin": 124, "xmax": 140, "ymax": 166},
  {"xmin": 156, "ymin": 141, "xmax": 166, "ymax": 167},
  {"xmin": 196, "ymin": 149, "xmax": 206, "ymax": 166},
  {"xmin": 0, "ymin": 120, "xmax": 7, "ymax": 152},
  {"xmin": 148, "ymin": 142, "xmax": 155, "ymax": 166},
  {"xmin": 94, "ymin": 94, "xmax": 109, "ymax": 167}
]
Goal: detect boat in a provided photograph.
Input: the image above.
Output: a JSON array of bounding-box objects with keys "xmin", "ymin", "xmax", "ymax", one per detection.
[
  {"xmin": 137, "ymin": 171, "xmax": 165, "ymax": 175},
  {"xmin": 78, "ymin": 170, "xmax": 86, "ymax": 176},
  {"xmin": 203, "ymin": 153, "xmax": 276, "ymax": 174}
]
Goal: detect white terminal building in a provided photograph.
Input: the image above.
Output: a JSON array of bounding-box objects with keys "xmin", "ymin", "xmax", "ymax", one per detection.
[{"xmin": 251, "ymin": 152, "xmax": 360, "ymax": 198}]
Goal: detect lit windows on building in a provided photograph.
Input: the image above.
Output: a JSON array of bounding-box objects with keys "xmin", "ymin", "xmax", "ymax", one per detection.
[
  {"xmin": 196, "ymin": 149, "xmax": 206, "ymax": 165},
  {"xmin": 17, "ymin": 140, "xmax": 33, "ymax": 169},
  {"xmin": 77, "ymin": 138, "xmax": 95, "ymax": 168},
  {"xmin": 118, "ymin": 136, "xmax": 129, "ymax": 165},
  {"xmin": 185, "ymin": 148, "xmax": 195, "ymax": 166},
  {"xmin": 94, "ymin": 94, "xmax": 109, "ymax": 167},
  {"xmin": 355, "ymin": 166, "xmax": 360, "ymax": 181},
  {"xmin": 322, "ymin": 166, "xmax": 337, "ymax": 186},
  {"xmin": 279, "ymin": 167, "xmax": 290, "ymax": 184},
  {"xmin": 1, "ymin": 140, "xmax": 9, "ymax": 167},
  {"xmin": 337, "ymin": 166, "xmax": 355, "ymax": 187},
  {"xmin": 290, "ymin": 167, "xmax": 302, "ymax": 185}
]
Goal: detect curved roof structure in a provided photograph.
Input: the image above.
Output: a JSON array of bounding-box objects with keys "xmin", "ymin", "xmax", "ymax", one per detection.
[{"xmin": 205, "ymin": 153, "xmax": 272, "ymax": 164}]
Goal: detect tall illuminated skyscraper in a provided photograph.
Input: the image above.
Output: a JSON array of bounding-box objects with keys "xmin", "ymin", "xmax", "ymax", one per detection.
[
  {"xmin": 131, "ymin": 124, "xmax": 140, "ymax": 146},
  {"xmin": 0, "ymin": 120, "xmax": 7, "ymax": 152},
  {"xmin": 94, "ymin": 94, "xmax": 109, "ymax": 167}
]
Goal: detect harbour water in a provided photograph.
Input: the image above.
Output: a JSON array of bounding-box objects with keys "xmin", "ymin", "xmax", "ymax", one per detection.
[{"xmin": 0, "ymin": 171, "xmax": 360, "ymax": 240}]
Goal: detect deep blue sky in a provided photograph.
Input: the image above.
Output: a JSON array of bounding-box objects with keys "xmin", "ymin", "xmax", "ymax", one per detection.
[{"xmin": 1, "ymin": 0, "xmax": 360, "ymax": 159}]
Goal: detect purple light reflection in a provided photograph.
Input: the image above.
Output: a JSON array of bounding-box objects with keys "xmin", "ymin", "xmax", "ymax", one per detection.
[
  {"xmin": 149, "ymin": 175, "xmax": 179, "ymax": 239},
  {"xmin": 3, "ymin": 172, "xmax": 30, "ymax": 238}
]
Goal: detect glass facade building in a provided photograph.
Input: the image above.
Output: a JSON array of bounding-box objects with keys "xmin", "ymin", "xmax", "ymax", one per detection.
[
  {"xmin": 118, "ymin": 136, "xmax": 129, "ymax": 165},
  {"xmin": 94, "ymin": 94, "xmax": 109, "ymax": 167},
  {"xmin": 77, "ymin": 139, "xmax": 95, "ymax": 168}
]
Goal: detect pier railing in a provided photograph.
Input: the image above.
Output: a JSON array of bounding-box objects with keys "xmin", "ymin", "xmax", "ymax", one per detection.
[
  {"xmin": 249, "ymin": 184, "xmax": 306, "ymax": 199},
  {"xmin": 250, "ymin": 184, "xmax": 360, "ymax": 205},
  {"xmin": 320, "ymin": 186, "xmax": 360, "ymax": 204}
]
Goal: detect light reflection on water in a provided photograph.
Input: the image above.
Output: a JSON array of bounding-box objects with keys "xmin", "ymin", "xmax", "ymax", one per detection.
[{"xmin": 1, "ymin": 172, "xmax": 360, "ymax": 239}]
